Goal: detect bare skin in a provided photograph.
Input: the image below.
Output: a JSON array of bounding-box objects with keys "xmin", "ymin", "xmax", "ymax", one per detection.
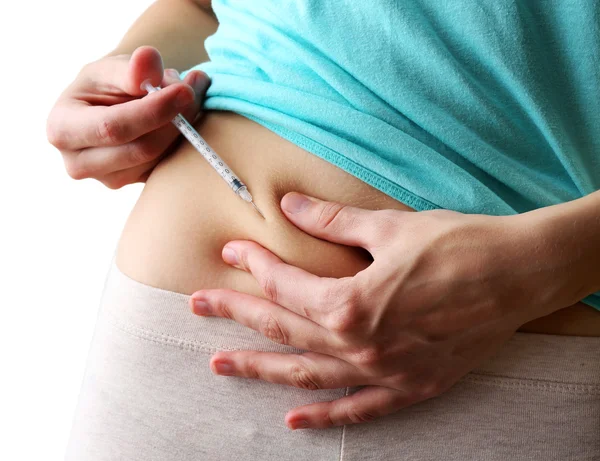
[
  {"xmin": 45, "ymin": 1, "xmax": 598, "ymax": 339},
  {"xmin": 49, "ymin": 0, "xmax": 600, "ymax": 431},
  {"xmin": 115, "ymin": 110, "xmax": 600, "ymax": 337}
]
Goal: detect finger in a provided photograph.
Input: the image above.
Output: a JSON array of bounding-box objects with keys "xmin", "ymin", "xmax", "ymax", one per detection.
[
  {"xmin": 127, "ymin": 46, "xmax": 166, "ymax": 94},
  {"xmin": 58, "ymin": 82, "xmax": 195, "ymax": 150},
  {"xmin": 161, "ymin": 68, "xmax": 181, "ymax": 87},
  {"xmin": 221, "ymin": 241, "xmax": 342, "ymax": 325},
  {"xmin": 77, "ymin": 46, "xmax": 164, "ymax": 98},
  {"xmin": 62, "ymin": 70, "xmax": 210, "ymax": 177},
  {"xmin": 209, "ymin": 350, "xmax": 366, "ymax": 389},
  {"xmin": 181, "ymin": 70, "xmax": 211, "ymax": 124},
  {"xmin": 90, "ymin": 69, "xmax": 210, "ymax": 183},
  {"xmin": 97, "ymin": 154, "xmax": 163, "ymax": 189},
  {"xmin": 158, "ymin": 68, "xmax": 206, "ymax": 143},
  {"xmin": 280, "ymin": 192, "xmax": 404, "ymax": 255},
  {"xmin": 48, "ymin": 49, "xmax": 164, "ymax": 151},
  {"xmin": 190, "ymin": 289, "xmax": 337, "ymax": 354},
  {"xmin": 285, "ymin": 385, "xmax": 413, "ymax": 429},
  {"xmin": 60, "ymin": 119, "xmax": 184, "ymax": 178},
  {"xmin": 168, "ymin": 69, "xmax": 210, "ymax": 125}
]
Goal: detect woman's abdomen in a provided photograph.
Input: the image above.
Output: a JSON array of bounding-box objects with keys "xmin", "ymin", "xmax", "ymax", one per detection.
[{"xmin": 115, "ymin": 110, "xmax": 600, "ymax": 336}]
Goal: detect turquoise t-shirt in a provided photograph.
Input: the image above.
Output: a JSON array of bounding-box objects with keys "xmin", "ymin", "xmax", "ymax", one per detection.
[{"xmin": 181, "ymin": 0, "xmax": 600, "ymax": 311}]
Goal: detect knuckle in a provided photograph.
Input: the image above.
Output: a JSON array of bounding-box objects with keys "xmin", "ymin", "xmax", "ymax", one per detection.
[
  {"xmin": 245, "ymin": 355, "xmax": 262, "ymax": 380},
  {"xmin": 351, "ymin": 345, "xmax": 384, "ymax": 369},
  {"xmin": 102, "ymin": 179, "xmax": 126, "ymax": 190},
  {"xmin": 341, "ymin": 283, "xmax": 361, "ymax": 309},
  {"xmin": 73, "ymin": 63, "xmax": 91, "ymax": 82},
  {"xmin": 101, "ymin": 174, "xmax": 130, "ymax": 190},
  {"xmin": 327, "ymin": 308, "xmax": 357, "ymax": 334},
  {"xmin": 346, "ymin": 407, "xmax": 376, "ymax": 424},
  {"xmin": 258, "ymin": 313, "xmax": 288, "ymax": 345},
  {"xmin": 64, "ymin": 159, "xmax": 88, "ymax": 180},
  {"xmin": 129, "ymin": 141, "xmax": 159, "ymax": 164},
  {"xmin": 326, "ymin": 310, "xmax": 353, "ymax": 334},
  {"xmin": 46, "ymin": 118, "xmax": 67, "ymax": 150},
  {"xmin": 321, "ymin": 412, "xmax": 336, "ymax": 428},
  {"xmin": 390, "ymin": 336, "xmax": 420, "ymax": 363},
  {"xmin": 318, "ymin": 284, "xmax": 339, "ymax": 311},
  {"xmin": 237, "ymin": 246, "xmax": 252, "ymax": 271},
  {"xmin": 289, "ymin": 365, "xmax": 320, "ymax": 390},
  {"xmin": 418, "ymin": 381, "xmax": 445, "ymax": 400},
  {"xmin": 145, "ymin": 103, "xmax": 167, "ymax": 129},
  {"xmin": 259, "ymin": 271, "xmax": 279, "ymax": 303},
  {"xmin": 388, "ymin": 371, "xmax": 410, "ymax": 389},
  {"xmin": 212, "ymin": 295, "xmax": 234, "ymax": 320},
  {"xmin": 78, "ymin": 61, "xmax": 95, "ymax": 76},
  {"xmin": 96, "ymin": 117, "xmax": 124, "ymax": 145},
  {"xmin": 372, "ymin": 210, "xmax": 399, "ymax": 241},
  {"xmin": 315, "ymin": 201, "xmax": 346, "ymax": 231},
  {"xmin": 326, "ymin": 286, "xmax": 362, "ymax": 333}
]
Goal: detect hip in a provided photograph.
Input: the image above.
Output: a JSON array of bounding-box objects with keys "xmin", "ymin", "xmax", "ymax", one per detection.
[{"xmin": 66, "ymin": 258, "xmax": 600, "ymax": 460}]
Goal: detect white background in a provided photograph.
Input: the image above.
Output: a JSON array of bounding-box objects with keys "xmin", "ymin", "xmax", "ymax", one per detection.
[{"xmin": 1, "ymin": 1, "xmax": 154, "ymax": 459}]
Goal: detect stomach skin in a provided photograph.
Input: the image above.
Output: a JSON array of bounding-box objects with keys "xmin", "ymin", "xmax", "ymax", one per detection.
[{"xmin": 115, "ymin": 111, "xmax": 600, "ymax": 337}]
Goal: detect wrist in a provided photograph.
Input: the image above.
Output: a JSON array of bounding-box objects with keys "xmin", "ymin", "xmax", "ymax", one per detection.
[{"xmin": 512, "ymin": 190, "xmax": 600, "ymax": 313}]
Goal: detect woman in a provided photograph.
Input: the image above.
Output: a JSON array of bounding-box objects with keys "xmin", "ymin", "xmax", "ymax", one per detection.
[{"xmin": 48, "ymin": 1, "xmax": 600, "ymax": 460}]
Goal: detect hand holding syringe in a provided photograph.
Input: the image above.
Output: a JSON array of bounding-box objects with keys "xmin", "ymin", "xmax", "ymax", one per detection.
[{"xmin": 142, "ymin": 80, "xmax": 265, "ymax": 218}]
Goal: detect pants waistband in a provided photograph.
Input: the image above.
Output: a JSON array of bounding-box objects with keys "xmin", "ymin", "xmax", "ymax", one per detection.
[{"xmin": 101, "ymin": 258, "xmax": 600, "ymax": 386}]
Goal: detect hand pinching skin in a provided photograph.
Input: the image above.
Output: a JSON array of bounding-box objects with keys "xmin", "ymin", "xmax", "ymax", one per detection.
[{"xmin": 190, "ymin": 192, "xmax": 582, "ymax": 430}]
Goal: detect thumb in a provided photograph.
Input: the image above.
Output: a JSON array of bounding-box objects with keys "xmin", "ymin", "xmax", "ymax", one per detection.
[
  {"xmin": 127, "ymin": 46, "xmax": 165, "ymax": 95},
  {"xmin": 280, "ymin": 192, "xmax": 386, "ymax": 251}
]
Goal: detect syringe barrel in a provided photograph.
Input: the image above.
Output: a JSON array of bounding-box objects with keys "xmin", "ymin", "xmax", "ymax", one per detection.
[
  {"xmin": 141, "ymin": 81, "xmax": 251, "ymax": 200},
  {"xmin": 171, "ymin": 114, "xmax": 246, "ymax": 194}
]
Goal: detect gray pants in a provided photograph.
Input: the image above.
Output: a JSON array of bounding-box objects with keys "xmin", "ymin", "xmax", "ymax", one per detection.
[{"xmin": 65, "ymin": 258, "xmax": 600, "ymax": 460}]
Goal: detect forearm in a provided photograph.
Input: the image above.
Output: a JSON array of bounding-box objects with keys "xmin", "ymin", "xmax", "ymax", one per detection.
[
  {"xmin": 521, "ymin": 189, "xmax": 600, "ymax": 310},
  {"xmin": 106, "ymin": 0, "xmax": 218, "ymax": 70}
]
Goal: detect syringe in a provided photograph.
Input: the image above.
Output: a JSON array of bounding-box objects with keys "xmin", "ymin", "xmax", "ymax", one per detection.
[{"xmin": 141, "ymin": 80, "xmax": 265, "ymax": 219}]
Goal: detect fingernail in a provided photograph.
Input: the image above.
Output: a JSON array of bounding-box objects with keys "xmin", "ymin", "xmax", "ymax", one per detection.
[
  {"xmin": 222, "ymin": 247, "xmax": 239, "ymax": 266},
  {"xmin": 282, "ymin": 193, "xmax": 311, "ymax": 214},
  {"xmin": 175, "ymin": 88, "xmax": 193, "ymax": 108},
  {"xmin": 289, "ymin": 419, "xmax": 310, "ymax": 430},
  {"xmin": 166, "ymin": 68, "xmax": 180, "ymax": 79},
  {"xmin": 213, "ymin": 360, "xmax": 234, "ymax": 375},
  {"xmin": 193, "ymin": 298, "xmax": 212, "ymax": 315},
  {"xmin": 191, "ymin": 71, "xmax": 210, "ymax": 93}
]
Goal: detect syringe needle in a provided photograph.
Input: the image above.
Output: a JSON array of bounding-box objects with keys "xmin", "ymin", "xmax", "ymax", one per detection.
[
  {"xmin": 251, "ymin": 201, "xmax": 266, "ymax": 219},
  {"xmin": 142, "ymin": 81, "xmax": 266, "ymax": 217}
]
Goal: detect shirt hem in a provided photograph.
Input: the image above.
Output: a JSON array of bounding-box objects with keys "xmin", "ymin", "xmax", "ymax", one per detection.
[{"xmin": 241, "ymin": 113, "xmax": 442, "ymax": 213}]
